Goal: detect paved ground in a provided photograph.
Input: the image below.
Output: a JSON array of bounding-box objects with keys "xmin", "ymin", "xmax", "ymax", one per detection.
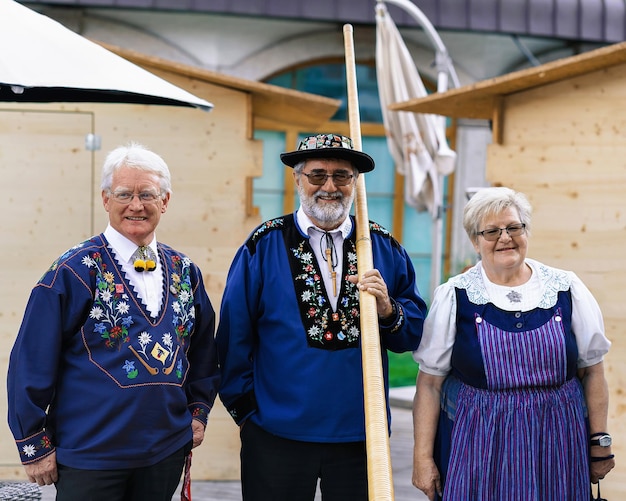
[{"xmin": 10, "ymin": 387, "xmax": 427, "ymax": 501}]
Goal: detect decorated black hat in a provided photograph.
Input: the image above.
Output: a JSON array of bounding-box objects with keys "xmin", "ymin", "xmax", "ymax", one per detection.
[{"xmin": 280, "ymin": 133, "xmax": 375, "ymax": 173}]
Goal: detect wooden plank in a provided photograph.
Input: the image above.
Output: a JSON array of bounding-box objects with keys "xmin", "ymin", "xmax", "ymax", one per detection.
[
  {"xmin": 390, "ymin": 41, "xmax": 626, "ymax": 118},
  {"xmin": 105, "ymin": 43, "xmax": 341, "ymax": 128},
  {"xmin": 486, "ymin": 141, "xmax": 626, "ymax": 498},
  {"xmin": 0, "ymin": 109, "xmax": 93, "ymax": 472},
  {"xmin": 0, "ymin": 96, "xmax": 256, "ymax": 481}
]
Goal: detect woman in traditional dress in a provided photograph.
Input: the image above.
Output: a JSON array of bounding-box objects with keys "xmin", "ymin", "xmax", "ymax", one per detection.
[{"xmin": 411, "ymin": 186, "xmax": 614, "ymax": 501}]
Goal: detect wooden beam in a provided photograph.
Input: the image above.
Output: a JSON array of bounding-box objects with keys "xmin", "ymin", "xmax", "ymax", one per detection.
[
  {"xmin": 283, "ymin": 129, "xmax": 299, "ymax": 215},
  {"xmin": 391, "ymin": 41, "xmax": 626, "ymax": 119}
]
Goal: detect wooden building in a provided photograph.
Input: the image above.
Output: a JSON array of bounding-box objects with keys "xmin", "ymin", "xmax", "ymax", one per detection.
[
  {"xmin": 394, "ymin": 41, "xmax": 626, "ymax": 497},
  {"xmin": 0, "ymin": 48, "xmax": 339, "ymax": 481}
]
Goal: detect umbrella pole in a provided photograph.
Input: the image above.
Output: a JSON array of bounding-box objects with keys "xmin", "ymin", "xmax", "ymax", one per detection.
[{"xmin": 343, "ymin": 24, "xmax": 394, "ymax": 501}]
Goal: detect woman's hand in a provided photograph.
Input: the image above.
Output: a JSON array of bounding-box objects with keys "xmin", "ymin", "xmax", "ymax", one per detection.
[{"xmin": 412, "ymin": 456, "xmax": 442, "ymax": 501}]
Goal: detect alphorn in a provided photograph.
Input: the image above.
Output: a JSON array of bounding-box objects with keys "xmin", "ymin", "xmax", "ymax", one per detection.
[{"xmin": 343, "ymin": 23, "xmax": 395, "ymax": 501}]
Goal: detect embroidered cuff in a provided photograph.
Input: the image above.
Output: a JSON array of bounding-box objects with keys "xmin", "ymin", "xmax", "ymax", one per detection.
[
  {"xmin": 226, "ymin": 390, "xmax": 257, "ymax": 425},
  {"xmin": 189, "ymin": 402, "xmax": 211, "ymax": 426},
  {"xmin": 16, "ymin": 430, "xmax": 55, "ymax": 465},
  {"xmin": 379, "ymin": 299, "xmax": 404, "ymax": 334}
]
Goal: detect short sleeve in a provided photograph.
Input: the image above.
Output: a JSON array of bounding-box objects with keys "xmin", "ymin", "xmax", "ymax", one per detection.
[
  {"xmin": 412, "ymin": 281, "xmax": 456, "ymax": 376},
  {"xmin": 569, "ymin": 272, "xmax": 611, "ymax": 367}
]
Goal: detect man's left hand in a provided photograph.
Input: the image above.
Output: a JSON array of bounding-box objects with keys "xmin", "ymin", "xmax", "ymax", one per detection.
[
  {"xmin": 348, "ymin": 269, "xmax": 394, "ymax": 319},
  {"xmin": 191, "ymin": 419, "xmax": 205, "ymax": 449}
]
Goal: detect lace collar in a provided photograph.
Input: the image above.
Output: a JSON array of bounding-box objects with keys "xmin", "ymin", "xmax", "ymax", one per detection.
[{"xmin": 451, "ymin": 259, "xmax": 572, "ymax": 308}]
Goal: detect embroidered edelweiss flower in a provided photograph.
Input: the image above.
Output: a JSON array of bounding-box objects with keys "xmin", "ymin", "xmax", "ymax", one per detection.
[
  {"xmin": 116, "ymin": 302, "xmax": 130, "ymax": 314},
  {"xmin": 89, "ymin": 306, "xmax": 104, "ymax": 320},
  {"xmin": 138, "ymin": 332, "xmax": 152, "ymax": 346},
  {"xmin": 162, "ymin": 333, "xmax": 173, "ymax": 348},
  {"xmin": 22, "ymin": 444, "xmax": 36, "ymax": 457},
  {"xmin": 308, "ymin": 325, "xmax": 322, "ymax": 338},
  {"xmin": 172, "ymin": 302, "xmax": 181, "ymax": 314},
  {"xmin": 178, "ymin": 290, "xmax": 191, "ymax": 304},
  {"xmin": 82, "ymin": 255, "xmax": 96, "ymax": 267},
  {"xmin": 182, "ymin": 257, "xmax": 192, "ymax": 267},
  {"xmin": 301, "ymin": 291, "xmax": 313, "ymax": 302},
  {"xmin": 100, "ymin": 290, "xmax": 112, "ymax": 303},
  {"xmin": 301, "ymin": 252, "xmax": 314, "ymax": 263}
]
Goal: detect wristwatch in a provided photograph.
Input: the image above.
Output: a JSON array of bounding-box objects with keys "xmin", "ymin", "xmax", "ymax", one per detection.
[{"xmin": 590, "ymin": 433, "xmax": 612, "ymax": 447}]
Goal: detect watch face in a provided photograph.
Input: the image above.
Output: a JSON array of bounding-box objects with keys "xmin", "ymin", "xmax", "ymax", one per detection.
[{"xmin": 599, "ymin": 435, "xmax": 612, "ymax": 447}]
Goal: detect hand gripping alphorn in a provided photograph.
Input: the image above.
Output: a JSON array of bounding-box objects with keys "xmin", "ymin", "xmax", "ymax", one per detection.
[{"xmin": 343, "ymin": 23, "xmax": 395, "ymax": 501}]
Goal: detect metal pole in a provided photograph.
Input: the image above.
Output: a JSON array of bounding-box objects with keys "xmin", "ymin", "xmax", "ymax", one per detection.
[{"xmin": 377, "ymin": 0, "xmax": 458, "ymax": 294}]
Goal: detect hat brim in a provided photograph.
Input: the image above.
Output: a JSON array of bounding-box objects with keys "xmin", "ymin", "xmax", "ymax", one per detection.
[{"xmin": 280, "ymin": 148, "xmax": 375, "ymax": 173}]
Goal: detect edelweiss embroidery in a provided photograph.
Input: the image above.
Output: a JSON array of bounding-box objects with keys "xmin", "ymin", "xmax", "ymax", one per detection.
[
  {"xmin": 85, "ymin": 252, "xmax": 134, "ymax": 350},
  {"xmin": 20, "ymin": 435, "xmax": 52, "ymax": 462},
  {"xmin": 290, "ymin": 239, "xmax": 361, "ymax": 350},
  {"xmin": 169, "ymin": 255, "xmax": 195, "ymax": 345}
]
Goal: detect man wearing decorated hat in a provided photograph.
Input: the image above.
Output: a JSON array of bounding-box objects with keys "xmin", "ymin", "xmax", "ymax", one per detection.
[{"xmin": 216, "ymin": 133, "xmax": 427, "ymax": 500}]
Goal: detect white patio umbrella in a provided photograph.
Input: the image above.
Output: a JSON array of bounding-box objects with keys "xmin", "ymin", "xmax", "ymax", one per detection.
[
  {"xmin": 0, "ymin": 0, "xmax": 212, "ymax": 110},
  {"xmin": 375, "ymin": 0, "xmax": 457, "ymax": 294}
]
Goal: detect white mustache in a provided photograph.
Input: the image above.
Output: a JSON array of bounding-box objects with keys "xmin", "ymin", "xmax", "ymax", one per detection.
[{"xmin": 314, "ymin": 191, "xmax": 342, "ymax": 201}]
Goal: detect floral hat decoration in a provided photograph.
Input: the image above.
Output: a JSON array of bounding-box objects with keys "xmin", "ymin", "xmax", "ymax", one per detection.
[{"xmin": 280, "ymin": 133, "xmax": 375, "ymax": 173}]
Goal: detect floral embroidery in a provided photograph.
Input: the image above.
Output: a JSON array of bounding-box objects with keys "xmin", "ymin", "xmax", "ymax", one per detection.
[
  {"xmin": 22, "ymin": 444, "xmax": 36, "ymax": 458},
  {"xmin": 169, "ymin": 255, "xmax": 195, "ymax": 345},
  {"xmin": 192, "ymin": 407, "xmax": 207, "ymax": 419},
  {"xmin": 85, "ymin": 252, "xmax": 133, "ymax": 350},
  {"xmin": 44, "ymin": 240, "xmax": 91, "ymax": 277},
  {"xmin": 290, "ymin": 239, "xmax": 361, "ymax": 349},
  {"xmin": 19, "ymin": 433, "xmax": 53, "ymax": 461},
  {"xmin": 250, "ymin": 217, "xmax": 284, "ymax": 245},
  {"xmin": 369, "ymin": 221, "xmax": 391, "ymax": 237},
  {"xmin": 122, "ymin": 359, "xmax": 138, "ymax": 379}
]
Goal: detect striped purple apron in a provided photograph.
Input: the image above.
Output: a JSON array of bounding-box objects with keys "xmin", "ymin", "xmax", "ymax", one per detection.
[{"xmin": 443, "ymin": 310, "xmax": 589, "ymax": 500}]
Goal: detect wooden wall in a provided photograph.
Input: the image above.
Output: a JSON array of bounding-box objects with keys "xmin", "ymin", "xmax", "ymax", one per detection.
[
  {"xmin": 486, "ymin": 63, "xmax": 626, "ymax": 497},
  {"xmin": 0, "ymin": 79, "xmax": 261, "ymax": 480}
]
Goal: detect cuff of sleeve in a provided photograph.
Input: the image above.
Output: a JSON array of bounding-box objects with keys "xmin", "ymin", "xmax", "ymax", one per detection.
[
  {"xmin": 189, "ymin": 402, "xmax": 212, "ymax": 426},
  {"xmin": 379, "ymin": 299, "xmax": 404, "ymax": 334},
  {"xmin": 226, "ymin": 390, "xmax": 257, "ymax": 425},
  {"xmin": 16, "ymin": 430, "xmax": 55, "ymax": 465}
]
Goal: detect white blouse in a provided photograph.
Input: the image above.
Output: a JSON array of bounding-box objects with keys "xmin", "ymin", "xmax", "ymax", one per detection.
[{"xmin": 413, "ymin": 259, "xmax": 611, "ymax": 376}]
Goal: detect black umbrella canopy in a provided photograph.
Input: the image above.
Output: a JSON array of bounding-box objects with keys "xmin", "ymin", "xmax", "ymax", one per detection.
[{"xmin": 0, "ymin": 0, "xmax": 213, "ymax": 110}]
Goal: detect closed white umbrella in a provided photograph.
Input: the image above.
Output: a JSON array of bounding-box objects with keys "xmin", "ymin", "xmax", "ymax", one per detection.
[
  {"xmin": 375, "ymin": 0, "xmax": 457, "ymax": 293},
  {"xmin": 0, "ymin": 0, "xmax": 212, "ymax": 110}
]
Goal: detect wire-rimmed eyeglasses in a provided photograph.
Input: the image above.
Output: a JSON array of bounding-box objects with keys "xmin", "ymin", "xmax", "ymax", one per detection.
[
  {"xmin": 477, "ymin": 223, "xmax": 526, "ymax": 241},
  {"xmin": 108, "ymin": 190, "xmax": 163, "ymax": 204},
  {"xmin": 301, "ymin": 172, "xmax": 354, "ymax": 186}
]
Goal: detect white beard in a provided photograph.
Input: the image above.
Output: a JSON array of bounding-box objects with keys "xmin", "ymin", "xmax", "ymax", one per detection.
[{"xmin": 298, "ymin": 186, "xmax": 355, "ymax": 229}]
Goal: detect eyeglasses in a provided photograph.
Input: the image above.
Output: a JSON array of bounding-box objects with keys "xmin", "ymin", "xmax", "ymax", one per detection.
[
  {"xmin": 108, "ymin": 190, "xmax": 163, "ymax": 204},
  {"xmin": 301, "ymin": 172, "xmax": 355, "ymax": 186},
  {"xmin": 477, "ymin": 223, "xmax": 526, "ymax": 241}
]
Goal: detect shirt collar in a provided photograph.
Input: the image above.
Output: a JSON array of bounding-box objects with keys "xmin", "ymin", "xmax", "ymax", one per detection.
[
  {"xmin": 295, "ymin": 206, "xmax": 352, "ymax": 239},
  {"xmin": 103, "ymin": 225, "xmax": 158, "ymax": 263}
]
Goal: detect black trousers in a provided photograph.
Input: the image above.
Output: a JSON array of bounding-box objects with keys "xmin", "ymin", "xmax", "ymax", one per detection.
[
  {"xmin": 54, "ymin": 443, "xmax": 189, "ymax": 501},
  {"xmin": 240, "ymin": 421, "xmax": 368, "ymax": 501}
]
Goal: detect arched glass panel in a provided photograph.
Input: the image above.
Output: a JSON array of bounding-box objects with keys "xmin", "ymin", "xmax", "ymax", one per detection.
[{"xmin": 256, "ymin": 63, "xmax": 441, "ymax": 302}]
